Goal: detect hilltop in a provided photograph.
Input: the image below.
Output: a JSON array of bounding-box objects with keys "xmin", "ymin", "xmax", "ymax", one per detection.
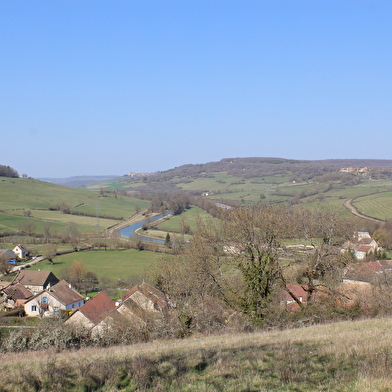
[{"xmin": 0, "ymin": 176, "xmax": 149, "ymax": 237}]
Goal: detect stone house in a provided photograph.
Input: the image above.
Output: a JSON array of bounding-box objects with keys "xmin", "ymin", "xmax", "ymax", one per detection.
[
  {"xmin": 120, "ymin": 281, "xmax": 169, "ymax": 313},
  {"xmin": 65, "ymin": 292, "xmax": 116, "ymax": 330}
]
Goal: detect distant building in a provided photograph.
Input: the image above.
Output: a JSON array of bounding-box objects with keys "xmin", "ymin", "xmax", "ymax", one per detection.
[{"xmin": 341, "ymin": 230, "xmax": 380, "ymax": 260}]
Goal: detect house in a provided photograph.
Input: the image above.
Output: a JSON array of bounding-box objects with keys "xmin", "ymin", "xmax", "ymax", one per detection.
[
  {"xmin": 24, "ymin": 280, "xmax": 84, "ymax": 317},
  {"xmin": 343, "ymin": 260, "xmax": 392, "ymax": 284},
  {"xmin": 342, "ymin": 230, "xmax": 380, "ymax": 260},
  {"xmin": 282, "ymin": 284, "xmax": 309, "ymax": 311},
  {"xmin": 335, "ymin": 261, "xmax": 392, "ymax": 310},
  {"xmin": 1, "ymin": 282, "xmax": 34, "ymax": 310},
  {"xmin": 92, "ymin": 284, "xmax": 173, "ymax": 336},
  {"xmin": 92, "ymin": 296, "xmax": 149, "ymax": 335},
  {"xmin": 120, "ymin": 282, "xmax": 169, "ymax": 313},
  {"xmin": 14, "ymin": 270, "xmax": 59, "ymax": 293},
  {"xmin": 65, "ymin": 292, "xmax": 116, "ymax": 330},
  {"xmin": 12, "ymin": 244, "xmax": 29, "ymax": 259}
]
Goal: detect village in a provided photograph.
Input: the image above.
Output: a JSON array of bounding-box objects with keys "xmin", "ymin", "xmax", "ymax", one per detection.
[{"xmin": 1, "ymin": 226, "xmax": 391, "ymax": 337}]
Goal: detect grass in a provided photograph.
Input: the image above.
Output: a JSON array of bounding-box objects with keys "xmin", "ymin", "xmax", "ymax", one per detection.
[
  {"xmin": 27, "ymin": 249, "xmax": 169, "ymax": 282},
  {"xmin": 352, "ymin": 191, "xmax": 392, "ymax": 221},
  {"xmin": 0, "ymin": 176, "xmax": 149, "ymax": 233},
  {"xmin": 156, "ymin": 206, "xmax": 213, "ymax": 233},
  {"xmin": 2, "ymin": 317, "xmax": 392, "ymax": 390}
]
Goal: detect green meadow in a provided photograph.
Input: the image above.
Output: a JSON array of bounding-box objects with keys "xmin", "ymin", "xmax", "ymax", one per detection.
[
  {"xmin": 29, "ymin": 249, "xmax": 169, "ymax": 282},
  {"xmin": 0, "ymin": 176, "xmax": 149, "ymax": 233},
  {"xmin": 156, "ymin": 206, "xmax": 213, "ymax": 233},
  {"xmin": 352, "ymin": 191, "xmax": 392, "ymax": 221}
]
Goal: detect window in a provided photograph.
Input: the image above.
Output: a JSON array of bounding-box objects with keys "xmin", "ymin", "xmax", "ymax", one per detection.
[
  {"xmin": 71, "ymin": 304, "xmax": 75, "ymax": 308},
  {"xmin": 53, "ymin": 306, "xmax": 59, "ymax": 312},
  {"xmin": 41, "ymin": 297, "xmax": 48, "ymax": 303},
  {"xmin": 31, "ymin": 305, "xmax": 37, "ymax": 312}
]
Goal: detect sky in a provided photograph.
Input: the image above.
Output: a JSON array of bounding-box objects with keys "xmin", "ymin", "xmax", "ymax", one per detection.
[{"xmin": 1, "ymin": 1, "xmax": 392, "ymax": 178}]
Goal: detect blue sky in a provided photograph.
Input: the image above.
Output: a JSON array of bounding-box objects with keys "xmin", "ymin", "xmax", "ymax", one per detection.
[{"xmin": 1, "ymin": 1, "xmax": 391, "ymax": 178}]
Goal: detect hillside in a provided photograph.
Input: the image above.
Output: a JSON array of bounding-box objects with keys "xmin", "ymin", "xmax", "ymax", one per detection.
[
  {"xmin": 39, "ymin": 175, "xmax": 120, "ymax": 188},
  {"xmin": 87, "ymin": 157, "xmax": 392, "ymax": 220},
  {"xmin": 1, "ymin": 317, "xmax": 392, "ymax": 391},
  {"xmin": 0, "ymin": 176, "xmax": 149, "ymax": 235}
]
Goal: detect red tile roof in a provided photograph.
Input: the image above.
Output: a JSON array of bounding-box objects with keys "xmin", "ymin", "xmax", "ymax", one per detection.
[
  {"xmin": 344, "ymin": 261, "xmax": 392, "ymax": 282},
  {"xmin": 283, "ymin": 284, "xmax": 308, "ymax": 301},
  {"xmin": 77, "ymin": 292, "xmax": 116, "ymax": 324}
]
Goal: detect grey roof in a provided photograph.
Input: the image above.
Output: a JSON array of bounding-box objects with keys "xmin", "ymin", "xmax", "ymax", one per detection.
[
  {"xmin": 49, "ymin": 280, "xmax": 84, "ymax": 305},
  {"xmin": 14, "ymin": 270, "xmax": 59, "ymax": 287}
]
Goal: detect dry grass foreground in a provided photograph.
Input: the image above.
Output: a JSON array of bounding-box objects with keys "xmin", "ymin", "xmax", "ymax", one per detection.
[{"xmin": 2, "ymin": 317, "xmax": 392, "ymax": 391}]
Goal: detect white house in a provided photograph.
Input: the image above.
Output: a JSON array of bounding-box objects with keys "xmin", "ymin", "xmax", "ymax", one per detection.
[
  {"xmin": 24, "ymin": 280, "xmax": 84, "ymax": 317},
  {"xmin": 341, "ymin": 230, "xmax": 380, "ymax": 260},
  {"xmin": 12, "ymin": 244, "xmax": 29, "ymax": 259}
]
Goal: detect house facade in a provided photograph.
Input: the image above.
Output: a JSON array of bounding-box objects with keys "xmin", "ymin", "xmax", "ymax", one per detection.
[
  {"xmin": 12, "ymin": 244, "xmax": 29, "ymax": 259},
  {"xmin": 24, "ymin": 280, "xmax": 84, "ymax": 317}
]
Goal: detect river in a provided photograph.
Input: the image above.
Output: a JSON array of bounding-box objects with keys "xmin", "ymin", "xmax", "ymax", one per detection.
[{"xmin": 118, "ymin": 213, "xmax": 170, "ymax": 243}]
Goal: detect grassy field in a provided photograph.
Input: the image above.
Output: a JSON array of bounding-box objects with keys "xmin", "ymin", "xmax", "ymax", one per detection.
[
  {"xmin": 156, "ymin": 206, "xmax": 214, "ymax": 233},
  {"xmin": 0, "ymin": 176, "xmax": 149, "ymax": 233},
  {"xmin": 90, "ymin": 171, "xmax": 392, "ymax": 221},
  {"xmin": 27, "ymin": 249, "xmax": 169, "ymax": 282},
  {"xmin": 352, "ymin": 191, "xmax": 392, "ymax": 221},
  {"xmin": 2, "ymin": 317, "xmax": 392, "ymax": 390}
]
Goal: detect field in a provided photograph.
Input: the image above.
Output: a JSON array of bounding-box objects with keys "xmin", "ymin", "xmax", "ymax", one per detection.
[
  {"xmin": 156, "ymin": 206, "xmax": 214, "ymax": 233},
  {"xmin": 2, "ymin": 317, "xmax": 392, "ymax": 390},
  {"xmin": 0, "ymin": 177, "xmax": 149, "ymax": 234},
  {"xmin": 88, "ymin": 171, "xmax": 392, "ymax": 221},
  {"xmin": 28, "ymin": 249, "xmax": 169, "ymax": 282},
  {"xmin": 352, "ymin": 191, "xmax": 392, "ymax": 221}
]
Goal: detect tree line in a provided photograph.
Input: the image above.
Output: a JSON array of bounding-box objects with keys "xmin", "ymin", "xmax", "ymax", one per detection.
[{"xmin": 0, "ymin": 165, "xmax": 19, "ymax": 178}]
